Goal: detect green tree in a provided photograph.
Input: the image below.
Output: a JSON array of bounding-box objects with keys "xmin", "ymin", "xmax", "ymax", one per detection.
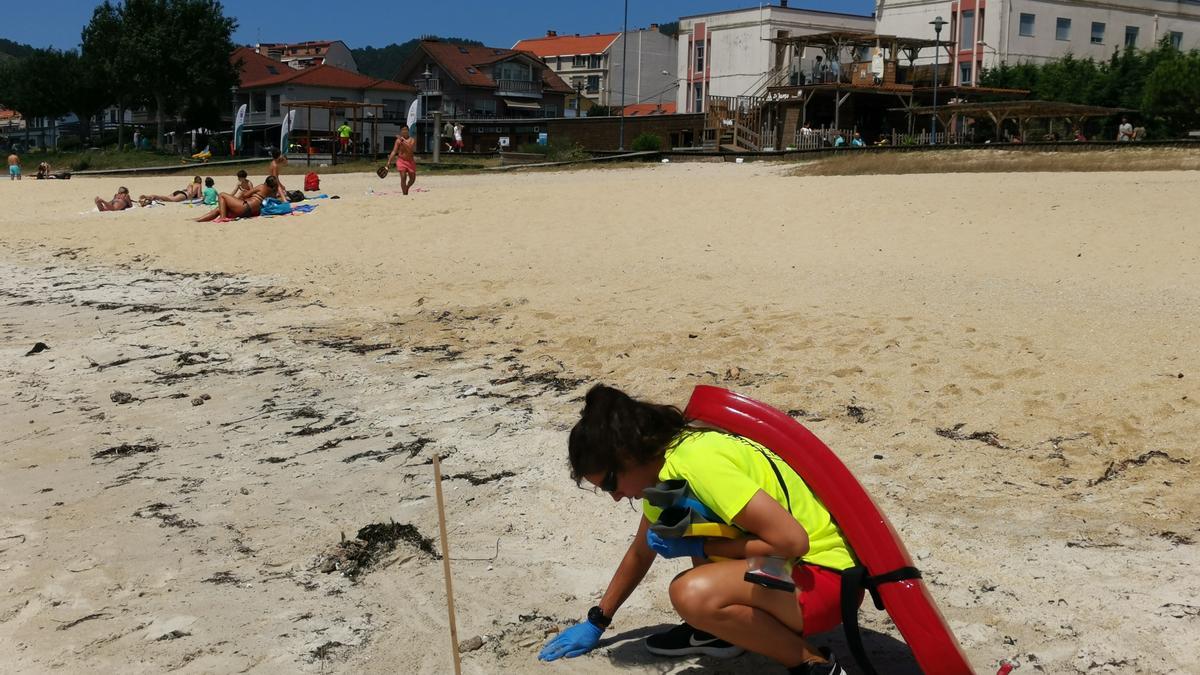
[
  {"xmin": 3, "ymin": 49, "xmax": 75, "ymax": 148},
  {"xmin": 81, "ymin": 1, "xmax": 134, "ymax": 148},
  {"xmin": 1143, "ymin": 49, "xmax": 1200, "ymax": 134},
  {"xmin": 87, "ymin": 0, "xmax": 238, "ymax": 149},
  {"xmin": 62, "ymin": 50, "xmax": 113, "ymax": 145},
  {"xmin": 353, "ymin": 36, "xmax": 483, "ymax": 80}
]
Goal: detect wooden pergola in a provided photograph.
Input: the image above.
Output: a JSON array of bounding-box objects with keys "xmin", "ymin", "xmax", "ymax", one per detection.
[
  {"xmin": 281, "ymin": 100, "xmax": 385, "ymax": 166},
  {"xmin": 899, "ymin": 100, "xmax": 1133, "ymax": 141}
]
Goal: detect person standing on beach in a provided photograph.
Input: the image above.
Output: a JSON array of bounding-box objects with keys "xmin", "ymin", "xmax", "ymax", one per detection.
[
  {"xmin": 7, "ymin": 152, "xmax": 19, "ymax": 180},
  {"xmin": 538, "ymin": 385, "xmax": 853, "ymax": 675},
  {"xmin": 337, "ymin": 120, "xmax": 353, "ymax": 154},
  {"xmin": 387, "ymin": 126, "xmax": 417, "ymax": 195},
  {"xmin": 453, "ymin": 122, "xmax": 464, "ymax": 152}
]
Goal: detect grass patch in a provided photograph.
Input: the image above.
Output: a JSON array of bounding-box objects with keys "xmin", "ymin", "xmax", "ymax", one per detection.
[{"xmin": 790, "ymin": 147, "xmax": 1200, "ymax": 177}]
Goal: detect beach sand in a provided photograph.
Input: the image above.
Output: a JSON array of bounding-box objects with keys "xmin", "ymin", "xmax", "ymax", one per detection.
[{"xmin": 1, "ymin": 163, "xmax": 1197, "ymax": 674}]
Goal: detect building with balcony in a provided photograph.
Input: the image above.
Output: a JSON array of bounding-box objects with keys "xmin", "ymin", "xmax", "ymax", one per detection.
[
  {"xmin": 514, "ymin": 27, "xmax": 677, "ymax": 114},
  {"xmin": 676, "ymin": 3, "xmax": 875, "ymax": 113},
  {"xmin": 394, "ymin": 40, "xmax": 572, "ymax": 150},
  {"xmin": 876, "ymin": 0, "xmax": 1200, "ymax": 85},
  {"xmin": 232, "ymin": 47, "xmax": 416, "ymax": 155},
  {"xmin": 253, "ymin": 40, "xmax": 358, "ymax": 72}
]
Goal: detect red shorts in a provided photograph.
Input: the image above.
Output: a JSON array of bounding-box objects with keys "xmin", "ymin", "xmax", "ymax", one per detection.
[
  {"xmin": 395, "ymin": 157, "xmax": 417, "ymax": 175},
  {"xmin": 793, "ymin": 564, "xmax": 857, "ymax": 635}
]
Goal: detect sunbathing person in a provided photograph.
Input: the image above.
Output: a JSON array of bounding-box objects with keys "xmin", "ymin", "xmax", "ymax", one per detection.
[
  {"xmin": 231, "ymin": 169, "xmax": 253, "ymax": 198},
  {"xmin": 194, "ymin": 176, "xmax": 277, "ymax": 222},
  {"xmin": 140, "ymin": 176, "xmax": 203, "ymax": 204},
  {"xmin": 95, "ymin": 187, "xmax": 134, "ymax": 212}
]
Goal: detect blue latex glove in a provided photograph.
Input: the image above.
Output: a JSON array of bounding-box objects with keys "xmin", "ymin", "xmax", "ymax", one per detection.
[
  {"xmin": 538, "ymin": 619, "xmax": 603, "ymax": 661},
  {"xmin": 647, "ymin": 530, "xmax": 707, "ymax": 559}
]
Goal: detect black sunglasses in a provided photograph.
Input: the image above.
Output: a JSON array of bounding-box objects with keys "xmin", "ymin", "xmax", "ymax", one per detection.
[{"xmin": 599, "ymin": 467, "xmax": 619, "ymax": 493}]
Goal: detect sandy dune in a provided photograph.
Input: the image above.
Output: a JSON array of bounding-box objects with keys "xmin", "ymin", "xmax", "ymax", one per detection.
[{"xmin": 1, "ymin": 163, "xmax": 1197, "ymax": 674}]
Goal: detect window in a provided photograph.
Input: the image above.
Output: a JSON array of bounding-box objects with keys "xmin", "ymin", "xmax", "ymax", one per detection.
[
  {"xmin": 496, "ymin": 61, "xmax": 532, "ymax": 81},
  {"xmin": 267, "ymin": 65, "xmax": 279, "ymax": 75},
  {"xmin": 555, "ymin": 56, "xmax": 561, "ymax": 71},
  {"xmin": 573, "ymin": 55, "xmax": 587, "ymax": 68},
  {"xmin": 472, "ymin": 98, "xmax": 497, "ymax": 116},
  {"xmin": 1019, "ymin": 13, "xmax": 1035, "ymax": 37},
  {"xmin": 1125, "ymin": 26, "xmax": 1139, "ymax": 48},
  {"xmin": 589, "ymin": 54, "xmax": 602, "ymax": 68},
  {"xmin": 270, "ymin": 94, "xmax": 281, "ymax": 117},
  {"xmin": 960, "ymin": 62, "xmax": 972, "ymax": 85},
  {"xmin": 1170, "ymin": 31, "xmax": 1183, "ymax": 49},
  {"xmin": 544, "ymin": 104, "xmax": 559, "ymax": 117},
  {"xmin": 693, "ymin": 82, "xmax": 703, "ymax": 112},
  {"xmin": 1056, "ymin": 17, "xmax": 1071, "ymax": 41},
  {"xmin": 585, "ymin": 75, "xmax": 600, "ymax": 93},
  {"xmin": 695, "ymin": 43, "xmax": 705, "ymax": 72},
  {"xmin": 961, "ymin": 10, "xmax": 975, "ymax": 49},
  {"xmin": 1091, "ymin": 22, "xmax": 1105, "ymax": 44}
]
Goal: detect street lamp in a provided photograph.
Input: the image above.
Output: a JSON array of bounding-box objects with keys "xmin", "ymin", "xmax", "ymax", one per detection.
[
  {"xmin": 930, "ymin": 15, "xmax": 947, "ymax": 144},
  {"xmin": 618, "ymin": 0, "xmax": 629, "ymax": 151},
  {"xmin": 421, "ymin": 66, "xmax": 434, "ymax": 155}
]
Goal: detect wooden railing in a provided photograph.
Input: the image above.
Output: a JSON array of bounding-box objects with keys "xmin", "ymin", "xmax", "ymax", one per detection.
[
  {"xmin": 496, "ymin": 79, "xmax": 543, "ymax": 97},
  {"xmin": 705, "ymin": 95, "xmax": 766, "ymax": 151}
]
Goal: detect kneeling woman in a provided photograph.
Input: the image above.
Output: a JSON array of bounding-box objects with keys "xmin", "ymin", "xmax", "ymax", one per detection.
[{"xmin": 539, "ymin": 385, "xmax": 854, "ymax": 675}]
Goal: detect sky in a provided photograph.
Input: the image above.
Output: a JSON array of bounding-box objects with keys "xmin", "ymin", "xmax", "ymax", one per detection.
[{"xmin": 6, "ymin": 0, "xmax": 876, "ymax": 51}]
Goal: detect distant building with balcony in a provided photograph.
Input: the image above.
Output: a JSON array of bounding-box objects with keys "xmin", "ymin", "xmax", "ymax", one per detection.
[
  {"xmin": 677, "ymin": 4, "xmax": 874, "ymax": 112},
  {"xmin": 876, "ymin": 0, "xmax": 1200, "ymax": 86},
  {"xmin": 253, "ymin": 40, "xmax": 358, "ymax": 72},
  {"xmin": 394, "ymin": 40, "xmax": 572, "ymax": 150},
  {"xmin": 232, "ymin": 47, "xmax": 416, "ymax": 155},
  {"xmin": 514, "ymin": 26, "xmax": 677, "ymax": 114}
]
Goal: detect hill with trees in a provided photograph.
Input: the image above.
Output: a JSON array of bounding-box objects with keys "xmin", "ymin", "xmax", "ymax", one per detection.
[{"xmin": 352, "ymin": 36, "xmax": 483, "ymax": 80}]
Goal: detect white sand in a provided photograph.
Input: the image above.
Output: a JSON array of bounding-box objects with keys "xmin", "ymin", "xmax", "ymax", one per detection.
[{"xmin": 1, "ymin": 163, "xmax": 1197, "ymax": 674}]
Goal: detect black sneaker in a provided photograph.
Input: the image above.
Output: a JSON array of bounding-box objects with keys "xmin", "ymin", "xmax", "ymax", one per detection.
[
  {"xmin": 645, "ymin": 622, "xmax": 744, "ymax": 658},
  {"xmin": 788, "ymin": 648, "xmax": 848, "ymax": 675}
]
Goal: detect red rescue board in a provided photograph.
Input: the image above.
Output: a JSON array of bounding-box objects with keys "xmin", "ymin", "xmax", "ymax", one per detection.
[{"xmin": 684, "ymin": 385, "xmax": 974, "ymax": 675}]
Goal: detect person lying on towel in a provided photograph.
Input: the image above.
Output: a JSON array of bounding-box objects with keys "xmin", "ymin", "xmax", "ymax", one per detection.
[
  {"xmin": 194, "ymin": 176, "xmax": 278, "ymax": 222},
  {"xmin": 538, "ymin": 385, "xmax": 854, "ymax": 675},
  {"xmin": 139, "ymin": 176, "xmax": 203, "ymax": 205},
  {"xmin": 95, "ymin": 187, "xmax": 134, "ymax": 212}
]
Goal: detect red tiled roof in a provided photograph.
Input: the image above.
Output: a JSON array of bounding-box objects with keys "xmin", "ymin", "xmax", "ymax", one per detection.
[
  {"xmin": 513, "ymin": 33, "xmax": 619, "ymax": 57},
  {"xmin": 0, "ymin": 107, "xmax": 22, "ymax": 120},
  {"xmin": 623, "ymin": 102, "xmax": 677, "ymax": 116},
  {"xmin": 233, "ymin": 48, "xmax": 414, "ymax": 92},
  {"xmin": 418, "ymin": 41, "xmax": 573, "ymax": 94}
]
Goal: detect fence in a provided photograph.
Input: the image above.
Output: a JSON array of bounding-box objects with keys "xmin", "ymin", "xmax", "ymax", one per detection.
[{"xmin": 787, "ymin": 127, "xmax": 972, "ymax": 149}]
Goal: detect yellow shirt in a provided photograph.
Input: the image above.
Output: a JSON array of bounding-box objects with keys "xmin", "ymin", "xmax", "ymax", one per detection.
[
  {"xmin": 338, "ymin": 125, "xmax": 352, "ymax": 138},
  {"xmin": 642, "ymin": 430, "xmax": 855, "ymax": 571}
]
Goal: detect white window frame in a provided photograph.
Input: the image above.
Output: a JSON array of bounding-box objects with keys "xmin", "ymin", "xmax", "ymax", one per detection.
[
  {"xmin": 1124, "ymin": 26, "xmax": 1139, "ymax": 48},
  {"xmin": 1019, "ymin": 13, "xmax": 1035, "ymax": 38},
  {"xmin": 1056, "ymin": 17, "xmax": 1071, "ymax": 42},
  {"xmin": 1091, "ymin": 22, "xmax": 1105, "ymax": 45}
]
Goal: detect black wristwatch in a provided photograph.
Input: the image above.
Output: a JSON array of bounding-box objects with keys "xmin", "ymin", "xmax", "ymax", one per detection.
[{"xmin": 587, "ymin": 605, "xmax": 612, "ymax": 630}]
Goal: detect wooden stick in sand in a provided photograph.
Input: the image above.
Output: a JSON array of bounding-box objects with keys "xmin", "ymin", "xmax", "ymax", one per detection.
[{"xmin": 432, "ymin": 455, "xmax": 463, "ymax": 675}]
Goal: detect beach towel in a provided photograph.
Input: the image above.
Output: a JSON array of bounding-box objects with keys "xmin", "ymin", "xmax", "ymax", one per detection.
[{"xmin": 260, "ymin": 198, "xmax": 292, "ymax": 216}]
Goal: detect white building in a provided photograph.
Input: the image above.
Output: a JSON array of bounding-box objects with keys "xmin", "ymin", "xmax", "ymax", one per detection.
[
  {"xmin": 515, "ymin": 26, "xmax": 676, "ymax": 113},
  {"xmin": 253, "ymin": 40, "xmax": 358, "ymax": 72},
  {"xmin": 676, "ymin": 3, "xmax": 875, "ymax": 113},
  {"xmin": 876, "ymin": 0, "xmax": 1200, "ymax": 86}
]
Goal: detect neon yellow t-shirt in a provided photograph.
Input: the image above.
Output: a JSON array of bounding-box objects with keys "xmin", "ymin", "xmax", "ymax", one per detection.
[
  {"xmin": 338, "ymin": 125, "xmax": 352, "ymax": 138},
  {"xmin": 642, "ymin": 430, "xmax": 855, "ymax": 571}
]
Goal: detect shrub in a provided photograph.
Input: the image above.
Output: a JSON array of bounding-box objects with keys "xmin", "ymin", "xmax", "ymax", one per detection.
[
  {"xmin": 71, "ymin": 153, "xmax": 93, "ymax": 171},
  {"xmin": 58, "ymin": 135, "xmax": 82, "ymax": 151},
  {"xmin": 631, "ymin": 132, "xmax": 663, "ymax": 152}
]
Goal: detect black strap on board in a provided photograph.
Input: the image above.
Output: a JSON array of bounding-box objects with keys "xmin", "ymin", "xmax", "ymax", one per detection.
[{"xmin": 840, "ymin": 565, "xmax": 924, "ymax": 675}]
